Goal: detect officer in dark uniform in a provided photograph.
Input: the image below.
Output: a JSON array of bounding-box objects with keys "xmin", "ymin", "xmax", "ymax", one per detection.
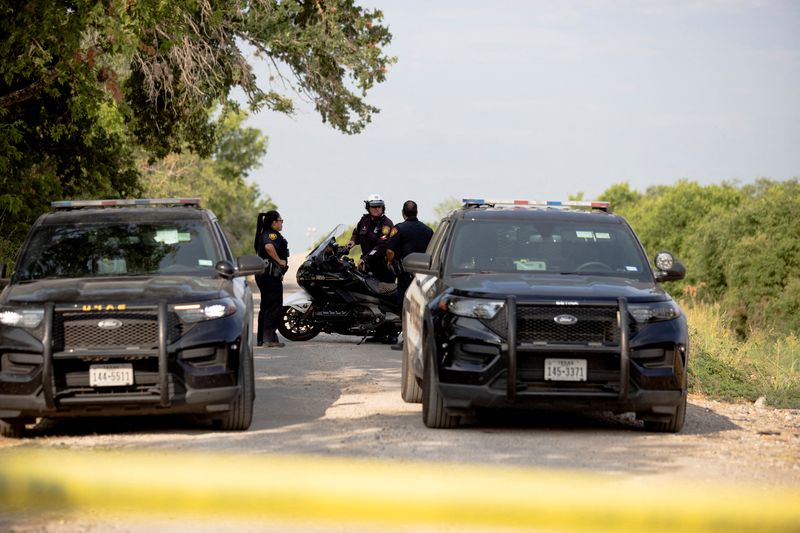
[
  {"xmin": 254, "ymin": 210, "xmax": 289, "ymax": 347},
  {"xmin": 386, "ymin": 200, "xmax": 434, "ymax": 349},
  {"xmin": 346, "ymin": 194, "xmax": 395, "ymax": 283},
  {"xmin": 386, "ymin": 200, "xmax": 434, "ymax": 306}
]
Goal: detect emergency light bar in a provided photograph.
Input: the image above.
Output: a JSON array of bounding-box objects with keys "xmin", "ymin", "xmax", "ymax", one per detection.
[
  {"xmin": 51, "ymin": 198, "xmax": 201, "ymax": 210},
  {"xmin": 461, "ymin": 198, "xmax": 611, "ymax": 212}
]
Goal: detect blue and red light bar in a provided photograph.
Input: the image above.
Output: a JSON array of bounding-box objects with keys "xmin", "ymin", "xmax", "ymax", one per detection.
[
  {"xmin": 461, "ymin": 199, "xmax": 611, "ymax": 211},
  {"xmin": 51, "ymin": 198, "xmax": 201, "ymax": 210}
]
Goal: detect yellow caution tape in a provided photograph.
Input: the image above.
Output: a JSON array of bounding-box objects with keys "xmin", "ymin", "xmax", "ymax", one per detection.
[{"xmin": 0, "ymin": 449, "xmax": 798, "ymax": 532}]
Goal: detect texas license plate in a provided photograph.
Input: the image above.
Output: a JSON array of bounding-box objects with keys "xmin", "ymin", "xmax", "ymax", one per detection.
[
  {"xmin": 89, "ymin": 364, "xmax": 134, "ymax": 387},
  {"xmin": 544, "ymin": 358, "xmax": 587, "ymax": 381}
]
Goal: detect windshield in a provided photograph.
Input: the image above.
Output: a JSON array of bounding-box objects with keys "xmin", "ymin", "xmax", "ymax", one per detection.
[
  {"xmin": 445, "ymin": 219, "xmax": 650, "ymax": 280},
  {"xmin": 308, "ymin": 224, "xmax": 346, "ymax": 259},
  {"xmin": 15, "ymin": 221, "xmax": 222, "ymax": 280}
]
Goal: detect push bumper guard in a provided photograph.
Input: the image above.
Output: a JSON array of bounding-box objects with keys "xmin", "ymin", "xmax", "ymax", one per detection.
[
  {"xmin": 0, "ymin": 301, "xmax": 238, "ymax": 418},
  {"xmin": 43, "ymin": 302, "xmax": 170, "ymax": 409},
  {"xmin": 503, "ymin": 296, "xmax": 629, "ymax": 403},
  {"xmin": 439, "ymin": 297, "xmax": 671, "ymax": 412}
]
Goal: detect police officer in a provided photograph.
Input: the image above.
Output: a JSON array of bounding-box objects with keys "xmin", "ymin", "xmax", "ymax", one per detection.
[
  {"xmin": 254, "ymin": 211, "xmax": 288, "ymax": 347},
  {"xmin": 386, "ymin": 200, "xmax": 433, "ymax": 349},
  {"xmin": 386, "ymin": 200, "xmax": 433, "ymax": 305},
  {"xmin": 346, "ymin": 194, "xmax": 395, "ymax": 283}
]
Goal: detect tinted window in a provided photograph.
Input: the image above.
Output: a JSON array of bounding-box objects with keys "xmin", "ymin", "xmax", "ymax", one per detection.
[
  {"xmin": 445, "ymin": 219, "xmax": 649, "ymax": 280},
  {"xmin": 15, "ymin": 221, "xmax": 221, "ymax": 280}
]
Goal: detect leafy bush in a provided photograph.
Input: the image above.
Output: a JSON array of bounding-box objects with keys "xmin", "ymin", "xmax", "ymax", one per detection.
[
  {"xmin": 603, "ymin": 178, "xmax": 799, "ymax": 338},
  {"xmin": 689, "ymin": 179, "xmax": 800, "ymax": 337}
]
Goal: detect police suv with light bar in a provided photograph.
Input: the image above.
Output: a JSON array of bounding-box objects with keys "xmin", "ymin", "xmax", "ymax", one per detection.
[
  {"xmin": 0, "ymin": 199, "xmax": 265, "ymax": 437},
  {"xmin": 400, "ymin": 199, "xmax": 689, "ymax": 432}
]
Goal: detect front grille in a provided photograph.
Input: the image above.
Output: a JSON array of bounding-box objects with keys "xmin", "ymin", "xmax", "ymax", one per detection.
[
  {"xmin": 484, "ymin": 304, "xmax": 620, "ymax": 345},
  {"xmin": 53, "ymin": 310, "xmax": 183, "ymax": 350}
]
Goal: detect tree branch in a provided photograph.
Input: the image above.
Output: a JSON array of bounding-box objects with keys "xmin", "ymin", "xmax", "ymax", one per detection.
[{"xmin": 0, "ymin": 70, "xmax": 58, "ymax": 109}]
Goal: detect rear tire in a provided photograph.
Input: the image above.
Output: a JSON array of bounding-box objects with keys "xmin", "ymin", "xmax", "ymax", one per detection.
[
  {"xmin": 0, "ymin": 419, "xmax": 26, "ymax": 438},
  {"xmin": 278, "ymin": 306, "xmax": 321, "ymax": 341},
  {"xmin": 401, "ymin": 337, "xmax": 422, "ymax": 403},
  {"xmin": 421, "ymin": 331, "xmax": 460, "ymax": 428},
  {"xmin": 216, "ymin": 331, "xmax": 255, "ymax": 431}
]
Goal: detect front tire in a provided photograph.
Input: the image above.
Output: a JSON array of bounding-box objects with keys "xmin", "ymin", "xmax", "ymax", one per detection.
[
  {"xmin": 421, "ymin": 330, "xmax": 460, "ymax": 428},
  {"xmin": 401, "ymin": 336, "xmax": 422, "ymax": 403},
  {"xmin": 641, "ymin": 363, "xmax": 688, "ymax": 433},
  {"xmin": 0, "ymin": 419, "xmax": 26, "ymax": 438},
  {"xmin": 216, "ymin": 332, "xmax": 255, "ymax": 431},
  {"xmin": 643, "ymin": 395, "xmax": 687, "ymax": 433},
  {"xmin": 278, "ymin": 306, "xmax": 321, "ymax": 341}
]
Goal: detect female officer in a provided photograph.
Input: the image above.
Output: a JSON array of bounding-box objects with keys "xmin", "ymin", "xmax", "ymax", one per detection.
[{"xmin": 254, "ymin": 211, "xmax": 288, "ymax": 347}]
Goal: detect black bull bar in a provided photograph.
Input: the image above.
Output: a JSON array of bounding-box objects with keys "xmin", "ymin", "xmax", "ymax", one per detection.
[{"xmin": 503, "ymin": 296, "xmax": 630, "ymax": 402}]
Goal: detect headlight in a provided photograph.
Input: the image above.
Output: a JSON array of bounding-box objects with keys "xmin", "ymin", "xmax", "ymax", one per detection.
[
  {"xmin": 628, "ymin": 301, "xmax": 682, "ymax": 323},
  {"xmin": 173, "ymin": 298, "xmax": 237, "ymax": 323},
  {"xmin": 442, "ymin": 297, "xmax": 505, "ymax": 319},
  {"xmin": 0, "ymin": 307, "xmax": 44, "ymax": 328}
]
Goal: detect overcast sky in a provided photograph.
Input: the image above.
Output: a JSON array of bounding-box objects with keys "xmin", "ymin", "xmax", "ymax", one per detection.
[{"xmin": 243, "ymin": 0, "xmax": 800, "ymax": 251}]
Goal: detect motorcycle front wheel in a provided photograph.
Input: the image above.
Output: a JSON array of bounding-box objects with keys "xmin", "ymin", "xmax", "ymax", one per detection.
[{"xmin": 278, "ymin": 306, "xmax": 321, "ymax": 341}]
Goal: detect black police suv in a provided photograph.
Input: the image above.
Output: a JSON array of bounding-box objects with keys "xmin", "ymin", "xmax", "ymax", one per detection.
[
  {"xmin": 401, "ymin": 199, "xmax": 689, "ymax": 432},
  {"xmin": 0, "ymin": 199, "xmax": 265, "ymax": 437}
]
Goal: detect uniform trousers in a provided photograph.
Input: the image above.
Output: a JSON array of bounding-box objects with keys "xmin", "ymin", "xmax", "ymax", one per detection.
[
  {"xmin": 255, "ymin": 273, "xmax": 283, "ymax": 344},
  {"xmin": 397, "ymin": 273, "xmax": 413, "ymax": 309}
]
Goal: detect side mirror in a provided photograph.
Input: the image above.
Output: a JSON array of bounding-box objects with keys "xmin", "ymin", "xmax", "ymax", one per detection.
[
  {"xmin": 403, "ymin": 252, "xmax": 435, "ymax": 275},
  {"xmin": 215, "ymin": 260, "xmax": 236, "ymax": 279},
  {"xmin": 653, "ymin": 251, "xmax": 686, "ymax": 282},
  {"xmin": 235, "ymin": 255, "xmax": 266, "ymax": 277}
]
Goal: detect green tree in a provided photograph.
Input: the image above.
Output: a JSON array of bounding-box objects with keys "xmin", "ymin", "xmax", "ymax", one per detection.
[
  {"xmin": 600, "ymin": 178, "xmax": 799, "ymax": 338},
  {"xmin": 598, "ymin": 182, "xmax": 642, "ymax": 212},
  {"xmin": 689, "ymin": 179, "xmax": 800, "ymax": 336},
  {"xmin": 567, "ymin": 191, "xmax": 585, "ymax": 201},
  {"xmin": 139, "ymin": 109, "xmax": 275, "ymax": 257},
  {"xmin": 1, "ymin": 0, "xmax": 394, "ymax": 259},
  {"xmin": 429, "ymin": 197, "xmax": 461, "ymax": 229},
  {"xmin": 615, "ymin": 179, "xmax": 741, "ymax": 275}
]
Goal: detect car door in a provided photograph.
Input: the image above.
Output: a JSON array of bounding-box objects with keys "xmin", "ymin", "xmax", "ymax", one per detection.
[{"xmin": 404, "ymin": 219, "xmax": 451, "ymax": 377}]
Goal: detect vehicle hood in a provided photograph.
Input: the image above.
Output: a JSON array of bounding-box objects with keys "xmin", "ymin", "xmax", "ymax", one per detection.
[
  {"xmin": 2, "ymin": 276, "xmax": 228, "ymax": 304},
  {"xmin": 444, "ymin": 273, "xmax": 669, "ymax": 302}
]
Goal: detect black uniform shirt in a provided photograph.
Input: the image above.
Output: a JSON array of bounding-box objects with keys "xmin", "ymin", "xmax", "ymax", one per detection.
[
  {"xmin": 351, "ymin": 214, "xmax": 394, "ymax": 257},
  {"xmin": 258, "ymin": 230, "xmax": 289, "ymax": 262},
  {"xmin": 387, "ymin": 217, "xmax": 434, "ymax": 260}
]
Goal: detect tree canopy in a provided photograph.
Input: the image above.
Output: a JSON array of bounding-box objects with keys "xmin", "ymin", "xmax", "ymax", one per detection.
[
  {"xmin": 1, "ymin": 0, "xmax": 394, "ymax": 261},
  {"xmin": 139, "ymin": 107, "xmax": 276, "ymax": 257},
  {"xmin": 603, "ymin": 178, "xmax": 800, "ymax": 338}
]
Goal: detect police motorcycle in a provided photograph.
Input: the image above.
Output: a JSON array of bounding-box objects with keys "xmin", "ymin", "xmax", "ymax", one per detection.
[{"xmin": 278, "ymin": 225, "xmax": 401, "ymax": 342}]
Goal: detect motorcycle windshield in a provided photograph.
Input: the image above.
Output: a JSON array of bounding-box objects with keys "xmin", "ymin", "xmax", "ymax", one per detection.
[{"xmin": 307, "ymin": 224, "xmax": 346, "ymax": 260}]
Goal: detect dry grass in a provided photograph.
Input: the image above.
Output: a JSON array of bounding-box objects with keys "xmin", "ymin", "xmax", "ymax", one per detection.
[{"xmin": 683, "ymin": 300, "xmax": 800, "ymax": 407}]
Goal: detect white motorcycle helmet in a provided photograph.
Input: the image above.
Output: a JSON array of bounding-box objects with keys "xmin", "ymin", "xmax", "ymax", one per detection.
[{"xmin": 364, "ymin": 193, "xmax": 385, "ymax": 210}]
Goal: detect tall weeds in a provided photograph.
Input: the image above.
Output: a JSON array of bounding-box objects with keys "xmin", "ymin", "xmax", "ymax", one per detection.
[{"xmin": 683, "ymin": 300, "xmax": 800, "ymax": 408}]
